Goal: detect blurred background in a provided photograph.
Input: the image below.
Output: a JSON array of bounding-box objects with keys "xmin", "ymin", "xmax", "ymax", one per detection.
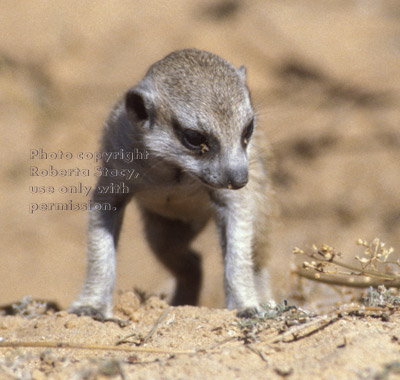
[{"xmin": 1, "ymin": 0, "xmax": 399, "ymax": 310}]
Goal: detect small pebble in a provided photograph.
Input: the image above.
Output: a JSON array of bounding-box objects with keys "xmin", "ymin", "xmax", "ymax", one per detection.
[{"xmin": 64, "ymin": 318, "xmax": 80, "ymax": 329}]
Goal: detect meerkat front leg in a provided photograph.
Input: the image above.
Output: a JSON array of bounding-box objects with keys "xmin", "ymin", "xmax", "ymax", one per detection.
[
  {"xmin": 213, "ymin": 188, "xmax": 267, "ymax": 316},
  {"xmin": 69, "ymin": 179, "xmax": 130, "ymax": 319}
]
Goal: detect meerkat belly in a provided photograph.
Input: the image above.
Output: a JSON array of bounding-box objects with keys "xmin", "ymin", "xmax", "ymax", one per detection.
[{"xmin": 135, "ymin": 185, "xmax": 213, "ymax": 222}]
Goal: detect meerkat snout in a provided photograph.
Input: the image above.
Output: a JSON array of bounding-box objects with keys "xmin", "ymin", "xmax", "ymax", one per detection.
[
  {"xmin": 224, "ymin": 167, "xmax": 248, "ymax": 189},
  {"xmin": 70, "ymin": 49, "xmax": 273, "ymax": 319}
]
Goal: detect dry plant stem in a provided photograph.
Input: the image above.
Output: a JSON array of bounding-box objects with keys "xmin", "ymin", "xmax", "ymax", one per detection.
[
  {"xmin": 340, "ymin": 306, "xmax": 400, "ymax": 313},
  {"xmin": 116, "ymin": 307, "xmax": 171, "ymax": 346},
  {"xmin": 0, "ymin": 341, "xmax": 196, "ymax": 355},
  {"xmin": 258, "ymin": 305, "xmax": 400, "ymax": 347},
  {"xmin": 295, "ymin": 269, "xmax": 400, "ymax": 288},
  {"xmin": 312, "ymin": 256, "xmax": 397, "ymax": 281},
  {"xmin": 0, "ymin": 337, "xmax": 230, "ymax": 356},
  {"xmin": 245, "ymin": 345, "xmax": 269, "ymax": 362},
  {"xmin": 259, "ymin": 315, "xmax": 339, "ymax": 346},
  {"xmin": 144, "ymin": 307, "xmax": 171, "ymax": 343},
  {"xmin": 115, "ymin": 333, "xmax": 141, "ymax": 346},
  {"xmin": 0, "ymin": 339, "xmax": 245, "ymax": 357},
  {"xmin": 204, "ymin": 337, "xmax": 238, "ymax": 351}
]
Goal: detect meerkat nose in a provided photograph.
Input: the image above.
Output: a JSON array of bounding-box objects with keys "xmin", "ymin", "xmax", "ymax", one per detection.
[{"xmin": 225, "ymin": 167, "xmax": 248, "ymax": 190}]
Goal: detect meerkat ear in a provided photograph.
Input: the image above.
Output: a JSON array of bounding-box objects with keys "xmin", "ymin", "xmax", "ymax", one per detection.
[
  {"xmin": 237, "ymin": 65, "xmax": 247, "ymax": 81},
  {"xmin": 125, "ymin": 86, "xmax": 155, "ymax": 127}
]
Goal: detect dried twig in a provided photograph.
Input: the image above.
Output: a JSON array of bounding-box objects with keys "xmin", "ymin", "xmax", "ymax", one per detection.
[
  {"xmin": 295, "ymin": 268, "xmax": 400, "ymax": 288},
  {"xmin": 245, "ymin": 345, "xmax": 269, "ymax": 363},
  {"xmin": 258, "ymin": 303, "xmax": 400, "ymax": 346},
  {"xmin": 144, "ymin": 307, "xmax": 170, "ymax": 343},
  {"xmin": 116, "ymin": 307, "xmax": 171, "ymax": 346},
  {"xmin": 0, "ymin": 341, "xmax": 195, "ymax": 355},
  {"xmin": 259, "ymin": 314, "xmax": 339, "ymax": 346}
]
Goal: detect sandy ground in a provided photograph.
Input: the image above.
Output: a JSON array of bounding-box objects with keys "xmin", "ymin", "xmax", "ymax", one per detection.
[
  {"xmin": 1, "ymin": 293, "xmax": 400, "ymax": 380},
  {"xmin": 1, "ymin": 0, "xmax": 400, "ymax": 378}
]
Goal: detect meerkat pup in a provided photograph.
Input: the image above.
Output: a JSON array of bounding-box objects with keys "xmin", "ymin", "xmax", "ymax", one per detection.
[{"xmin": 70, "ymin": 49, "xmax": 273, "ymax": 318}]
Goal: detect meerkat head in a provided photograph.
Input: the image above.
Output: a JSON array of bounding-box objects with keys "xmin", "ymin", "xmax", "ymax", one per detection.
[{"xmin": 125, "ymin": 49, "xmax": 255, "ymax": 190}]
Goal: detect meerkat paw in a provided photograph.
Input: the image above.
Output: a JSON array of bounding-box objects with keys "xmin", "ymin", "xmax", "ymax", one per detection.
[
  {"xmin": 236, "ymin": 300, "xmax": 277, "ymax": 318},
  {"xmin": 69, "ymin": 305, "xmax": 106, "ymax": 320},
  {"xmin": 69, "ymin": 299, "xmax": 112, "ymax": 320},
  {"xmin": 237, "ymin": 306, "xmax": 261, "ymax": 318}
]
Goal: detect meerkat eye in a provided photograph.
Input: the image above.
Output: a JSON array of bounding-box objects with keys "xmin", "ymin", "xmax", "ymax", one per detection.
[
  {"xmin": 182, "ymin": 129, "xmax": 208, "ymax": 150},
  {"xmin": 172, "ymin": 118, "xmax": 209, "ymax": 153},
  {"xmin": 242, "ymin": 119, "xmax": 254, "ymax": 146}
]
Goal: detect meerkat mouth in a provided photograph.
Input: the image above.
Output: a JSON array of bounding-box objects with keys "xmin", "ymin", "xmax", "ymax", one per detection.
[{"xmin": 196, "ymin": 175, "xmax": 247, "ymax": 191}]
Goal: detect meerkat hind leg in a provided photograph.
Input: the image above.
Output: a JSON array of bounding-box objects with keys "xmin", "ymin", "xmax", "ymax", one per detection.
[{"xmin": 142, "ymin": 210, "xmax": 206, "ymax": 306}]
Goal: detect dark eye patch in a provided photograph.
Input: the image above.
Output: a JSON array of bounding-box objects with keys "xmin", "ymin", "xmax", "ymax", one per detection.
[
  {"xmin": 182, "ymin": 129, "xmax": 208, "ymax": 149},
  {"xmin": 172, "ymin": 118, "xmax": 210, "ymax": 153},
  {"xmin": 242, "ymin": 118, "xmax": 254, "ymax": 147}
]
